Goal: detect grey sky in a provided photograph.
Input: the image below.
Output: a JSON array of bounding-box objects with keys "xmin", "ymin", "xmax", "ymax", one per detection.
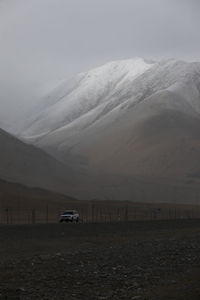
[{"xmin": 0, "ymin": 0, "xmax": 200, "ymax": 122}]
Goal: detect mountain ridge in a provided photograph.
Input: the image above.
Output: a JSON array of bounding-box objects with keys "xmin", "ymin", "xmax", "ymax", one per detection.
[
  {"xmin": 21, "ymin": 58, "xmax": 200, "ymax": 142},
  {"xmin": 6, "ymin": 57, "xmax": 200, "ymax": 202}
]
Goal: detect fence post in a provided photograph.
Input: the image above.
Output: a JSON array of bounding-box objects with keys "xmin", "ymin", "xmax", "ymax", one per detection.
[
  {"xmin": 124, "ymin": 205, "xmax": 128, "ymax": 221},
  {"xmin": 134, "ymin": 208, "xmax": 137, "ymax": 220},
  {"xmin": 46, "ymin": 205, "xmax": 49, "ymax": 224},
  {"xmin": 6, "ymin": 208, "xmax": 9, "ymax": 224},
  {"xmin": 117, "ymin": 208, "xmax": 121, "ymax": 222},
  {"xmin": 91, "ymin": 201, "xmax": 95, "ymax": 223},
  {"xmin": 32, "ymin": 209, "xmax": 36, "ymax": 224}
]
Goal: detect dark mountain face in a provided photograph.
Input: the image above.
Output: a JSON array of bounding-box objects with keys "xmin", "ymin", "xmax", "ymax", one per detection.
[
  {"xmin": 0, "ymin": 128, "xmax": 78, "ymax": 195},
  {"xmin": 0, "ymin": 178, "xmax": 75, "ymax": 209}
]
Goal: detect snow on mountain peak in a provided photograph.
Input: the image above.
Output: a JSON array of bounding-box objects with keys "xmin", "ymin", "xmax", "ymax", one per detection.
[
  {"xmin": 81, "ymin": 57, "xmax": 154, "ymax": 79},
  {"xmin": 22, "ymin": 58, "xmax": 154, "ymax": 137},
  {"xmin": 20, "ymin": 58, "xmax": 200, "ymax": 144}
]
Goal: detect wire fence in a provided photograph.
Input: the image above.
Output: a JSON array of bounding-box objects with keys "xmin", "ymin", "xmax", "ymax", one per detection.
[{"xmin": 1, "ymin": 200, "xmax": 200, "ymax": 225}]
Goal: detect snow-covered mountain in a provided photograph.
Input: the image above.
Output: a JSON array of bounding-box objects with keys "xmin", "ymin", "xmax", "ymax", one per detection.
[
  {"xmin": 21, "ymin": 58, "xmax": 154, "ymax": 138},
  {"xmin": 18, "ymin": 58, "xmax": 200, "ymax": 202},
  {"xmin": 21, "ymin": 58, "xmax": 200, "ymax": 141}
]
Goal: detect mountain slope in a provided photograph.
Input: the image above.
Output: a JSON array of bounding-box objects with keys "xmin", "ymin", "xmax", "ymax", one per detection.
[
  {"xmin": 0, "ymin": 178, "xmax": 75, "ymax": 210},
  {"xmin": 21, "ymin": 58, "xmax": 154, "ymax": 138},
  {"xmin": 0, "ymin": 128, "xmax": 76, "ymax": 195},
  {"xmin": 17, "ymin": 58, "xmax": 200, "ymax": 202},
  {"xmin": 61, "ymin": 88, "xmax": 200, "ymax": 177},
  {"xmin": 21, "ymin": 58, "xmax": 200, "ymax": 142}
]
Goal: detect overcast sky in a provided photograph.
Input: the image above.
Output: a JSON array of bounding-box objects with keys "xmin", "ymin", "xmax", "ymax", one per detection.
[{"xmin": 0, "ymin": 0, "xmax": 200, "ymax": 122}]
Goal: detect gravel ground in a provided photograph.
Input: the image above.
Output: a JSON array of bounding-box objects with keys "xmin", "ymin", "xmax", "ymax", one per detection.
[{"xmin": 0, "ymin": 220, "xmax": 200, "ymax": 299}]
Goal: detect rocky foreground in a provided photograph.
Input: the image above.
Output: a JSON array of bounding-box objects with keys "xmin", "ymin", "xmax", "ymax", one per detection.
[{"xmin": 1, "ymin": 220, "xmax": 200, "ymax": 299}]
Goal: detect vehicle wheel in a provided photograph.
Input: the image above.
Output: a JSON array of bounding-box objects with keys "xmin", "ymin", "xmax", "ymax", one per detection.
[
  {"xmin": 60, "ymin": 219, "xmax": 63, "ymax": 223},
  {"xmin": 76, "ymin": 218, "xmax": 79, "ymax": 223}
]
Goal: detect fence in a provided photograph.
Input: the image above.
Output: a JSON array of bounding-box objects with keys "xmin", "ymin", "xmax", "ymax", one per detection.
[{"xmin": 1, "ymin": 200, "xmax": 200, "ymax": 224}]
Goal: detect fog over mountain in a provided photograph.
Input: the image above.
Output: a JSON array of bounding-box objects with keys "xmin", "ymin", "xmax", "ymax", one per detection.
[
  {"xmin": 8, "ymin": 57, "xmax": 199, "ymax": 202},
  {"xmin": 0, "ymin": 0, "xmax": 200, "ymax": 124},
  {"xmin": 20, "ymin": 58, "xmax": 154, "ymax": 137},
  {"xmin": 1, "ymin": 1, "xmax": 200, "ymax": 203}
]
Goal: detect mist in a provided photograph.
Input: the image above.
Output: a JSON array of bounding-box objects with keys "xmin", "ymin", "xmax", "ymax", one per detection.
[{"xmin": 0, "ymin": 0, "xmax": 200, "ymax": 123}]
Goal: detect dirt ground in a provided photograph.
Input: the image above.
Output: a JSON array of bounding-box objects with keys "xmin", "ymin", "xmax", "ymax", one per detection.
[{"xmin": 0, "ymin": 219, "xmax": 200, "ymax": 299}]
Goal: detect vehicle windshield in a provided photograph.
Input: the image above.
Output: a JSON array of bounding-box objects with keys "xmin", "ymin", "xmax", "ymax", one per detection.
[{"xmin": 63, "ymin": 211, "xmax": 74, "ymax": 215}]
